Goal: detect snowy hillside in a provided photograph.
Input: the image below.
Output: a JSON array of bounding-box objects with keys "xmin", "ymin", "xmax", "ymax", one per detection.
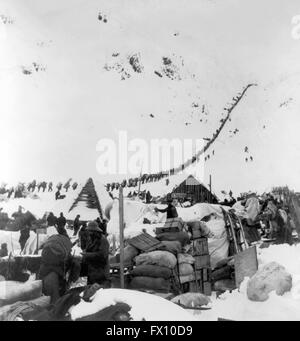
[{"xmin": 1, "ymin": 0, "xmax": 300, "ymax": 196}]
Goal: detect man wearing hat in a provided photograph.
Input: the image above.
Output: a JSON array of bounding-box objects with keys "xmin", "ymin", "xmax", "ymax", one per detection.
[{"xmin": 80, "ymin": 221, "xmax": 110, "ymax": 286}]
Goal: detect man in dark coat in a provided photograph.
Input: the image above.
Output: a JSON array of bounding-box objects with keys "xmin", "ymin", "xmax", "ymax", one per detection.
[
  {"xmin": 12, "ymin": 207, "xmax": 33, "ymax": 250},
  {"xmin": 146, "ymin": 191, "xmax": 152, "ymax": 204},
  {"xmin": 55, "ymin": 189, "xmax": 61, "ymax": 200},
  {"xmin": 47, "ymin": 212, "xmax": 57, "ymax": 227},
  {"xmin": 38, "ymin": 234, "xmax": 73, "ymax": 304},
  {"xmin": 0, "ymin": 243, "xmax": 8, "ymax": 257},
  {"xmin": 73, "ymin": 215, "xmax": 81, "ymax": 236},
  {"xmin": 80, "ymin": 221, "xmax": 110, "ymax": 286},
  {"xmin": 79, "ymin": 222, "xmax": 88, "ymax": 250},
  {"xmin": 56, "ymin": 212, "xmax": 67, "ymax": 236},
  {"xmin": 155, "ymin": 196, "xmax": 178, "ymax": 219},
  {"xmin": 19, "ymin": 225, "xmax": 31, "ymax": 251}
]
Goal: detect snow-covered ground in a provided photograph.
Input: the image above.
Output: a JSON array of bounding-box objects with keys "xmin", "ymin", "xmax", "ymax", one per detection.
[
  {"xmin": 194, "ymin": 244, "xmax": 300, "ymax": 321},
  {"xmin": 67, "ymin": 244, "xmax": 300, "ymax": 321},
  {"xmin": 69, "ymin": 288, "xmax": 197, "ymax": 321}
]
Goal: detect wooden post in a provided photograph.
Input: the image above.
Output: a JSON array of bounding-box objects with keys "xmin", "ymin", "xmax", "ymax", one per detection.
[
  {"xmin": 36, "ymin": 229, "xmax": 39, "ymax": 254},
  {"xmin": 138, "ymin": 177, "xmax": 142, "ymax": 197},
  {"xmin": 209, "ymin": 175, "xmax": 212, "ymax": 203},
  {"xmin": 119, "ymin": 186, "xmax": 125, "ymax": 289},
  {"xmin": 137, "ymin": 161, "xmax": 143, "ymax": 197}
]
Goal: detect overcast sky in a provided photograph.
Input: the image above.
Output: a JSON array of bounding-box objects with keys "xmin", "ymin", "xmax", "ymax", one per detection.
[{"xmin": 1, "ymin": 0, "xmax": 300, "ymax": 196}]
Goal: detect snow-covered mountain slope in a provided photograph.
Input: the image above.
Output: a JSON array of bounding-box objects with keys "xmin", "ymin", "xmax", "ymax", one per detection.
[{"xmin": 1, "ymin": 0, "xmax": 300, "ymax": 195}]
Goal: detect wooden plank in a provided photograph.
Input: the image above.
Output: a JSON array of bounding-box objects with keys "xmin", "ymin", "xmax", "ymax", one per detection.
[
  {"xmin": 234, "ymin": 246, "xmax": 258, "ymax": 288},
  {"xmin": 119, "ymin": 187, "xmax": 125, "ymax": 289}
]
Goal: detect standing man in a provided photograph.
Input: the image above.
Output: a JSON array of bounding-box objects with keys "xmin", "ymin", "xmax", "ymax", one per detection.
[
  {"xmin": 47, "ymin": 212, "xmax": 57, "ymax": 227},
  {"xmin": 73, "ymin": 215, "xmax": 81, "ymax": 236},
  {"xmin": 80, "ymin": 221, "xmax": 110, "ymax": 286},
  {"xmin": 56, "ymin": 212, "xmax": 67, "ymax": 236},
  {"xmin": 155, "ymin": 195, "xmax": 178, "ymax": 219}
]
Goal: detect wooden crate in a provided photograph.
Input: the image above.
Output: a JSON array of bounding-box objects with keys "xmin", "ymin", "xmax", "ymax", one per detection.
[
  {"xmin": 188, "ymin": 281, "xmax": 198, "ymax": 293},
  {"xmin": 191, "ymin": 228, "xmax": 202, "ymax": 239},
  {"xmin": 192, "ymin": 238, "xmax": 209, "ymax": 256},
  {"xmin": 203, "ymin": 281, "xmax": 212, "ymax": 296},
  {"xmin": 194, "ymin": 255, "xmax": 211, "ymax": 269},
  {"xmin": 155, "ymin": 217, "xmax": 184, "ymax": 234},
  {"xmin": 128, "ymin": 233, "xmax": 162, "ymax": 252},
  {"xmin": 202, "ymin": 268, "xmax": 211, "ymax": 282}
]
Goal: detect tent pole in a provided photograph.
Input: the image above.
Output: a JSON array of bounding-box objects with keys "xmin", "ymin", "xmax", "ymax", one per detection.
[{"xmin": 119, "ymin": 186, "xmax": 125, "ymax": 289}]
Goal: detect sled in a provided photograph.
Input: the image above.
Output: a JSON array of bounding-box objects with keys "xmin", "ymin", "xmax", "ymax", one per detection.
[{"xmin": 234, "ymin": 246, "xmax": 258, "ymax": 288}]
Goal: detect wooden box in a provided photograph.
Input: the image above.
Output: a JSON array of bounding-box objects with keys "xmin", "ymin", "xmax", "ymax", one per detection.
[
  {"xmin": 194, "ymin": 255, "xmax": 211, "ymax": 269},
  {"xmin": 191, "ymin": 228, "xmax": 202, "ymax": 239},
  {"xmin": 128, "ymin": 233, "xmax": 162, "ymax": 252},
  {"xmin": 203, "ymin": 281, "xmax": 212, "ymax": 296},
  {"xmin": 192, "ymin": 238, "xmax": 209, "ymax": 256}
]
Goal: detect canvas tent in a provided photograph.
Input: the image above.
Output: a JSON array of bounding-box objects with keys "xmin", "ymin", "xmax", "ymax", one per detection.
[{"xmin": 68, "ymin": 178, "xmax": 112, "ymax": 221}]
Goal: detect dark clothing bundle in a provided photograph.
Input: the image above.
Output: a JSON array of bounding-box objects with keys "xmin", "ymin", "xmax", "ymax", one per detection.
[
  {"xmin": 77, "ymin": 303, "xmax": 131, "ymax": 321},
  {"xmin": 81, "ymin": 231, "xmax": 110, "ymax": 285},
  {"xmin": 21, "ymin": 287, "xmax": 131, "ymax": 321}
]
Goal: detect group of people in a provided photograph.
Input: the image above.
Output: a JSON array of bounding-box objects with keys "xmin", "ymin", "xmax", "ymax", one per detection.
[
  {"xmin": 232, "ymin": 193, "xmax": 294, "ymax": 245},
  {"xmin": 0, "ymin": 180, "xmax": 79, "ymax": 200},
  {"xmin": 39, "ymin": 213, "xmax": 110, "ymax": 304}
]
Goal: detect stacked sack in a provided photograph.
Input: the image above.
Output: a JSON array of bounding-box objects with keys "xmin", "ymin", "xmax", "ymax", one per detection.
[
  {"xmin": 129, "ymin": 250, "xmax": 177, "ymax": 292},
  {"xmin": 177, "ymin": 253, "xmax": 195, "ymax": 278},
  {"xmin": 109, "ymin": 244, "xmax": 139, "ymax": 265}
]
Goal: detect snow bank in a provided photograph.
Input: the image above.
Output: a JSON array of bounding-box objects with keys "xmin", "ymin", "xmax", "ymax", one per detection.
[
  {"xmin": 257, "ymin": 244, "xmax": 300, "ymax": 276},
  {"xmin": 69, "ymin": 288, "xmax": 197, "ymax": 321},
  {"xmin": 199, "ymin": 279, "xmax": 300, "ymax": 321},
  {"xmin": 199, "ymin": 244, "xmax": 300, "ymax": 321}
]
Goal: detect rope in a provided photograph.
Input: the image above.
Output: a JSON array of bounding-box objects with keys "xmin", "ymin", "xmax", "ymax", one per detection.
[{"xmin": 5, "ymin": 302, "xmax": 37, "ymax": 321}]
